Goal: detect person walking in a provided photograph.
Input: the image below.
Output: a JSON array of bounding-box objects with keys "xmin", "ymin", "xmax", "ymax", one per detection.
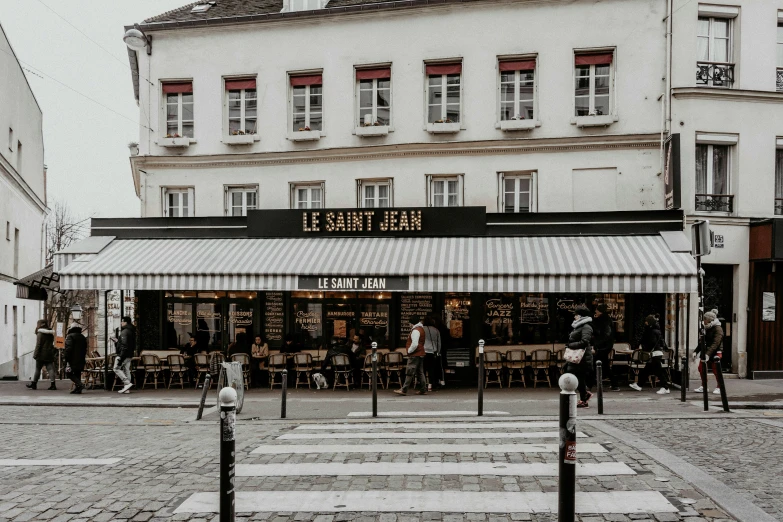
[
  {"xmin": 693, "ymin": 309, "xmax": 724, "ymax": 395},
  {"xmin": 629, "ymin": 315, "xmax": 670, "ymax": 394},
  {"xmin": 63, "ymin": 323, "xmax": 87, "ymax": 394},
  {"xmin": 563, "ymin": 305, "xmax": 594, "ymax": 408},
  {"xmin": 113, "ymin": 316, "xmax": 136, "ymax": 394},
  {"xmin": 26, "ymin": 320, "xmax": 57, "ymax": 390},
  {"xmin": 422, "ymin": 316, "xmax": 442, "ymax": 391},
  {"xmin": 394, "ymin": 315, "xmax": 427, "ymax": 396},
  {"xmin": 592, "ymin": 304, "xmax": 618, "ymax": 391}
]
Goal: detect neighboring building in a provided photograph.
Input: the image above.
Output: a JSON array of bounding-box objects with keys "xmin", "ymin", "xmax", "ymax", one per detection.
[{"xmin": 0, "ymin": 23, "xmax": 47, "ymax": 379}]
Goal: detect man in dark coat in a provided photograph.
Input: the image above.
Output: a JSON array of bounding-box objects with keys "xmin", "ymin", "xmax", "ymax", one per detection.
[
  {"xmin": 113, "ymin": 316, "xmax": 137, "ymax": 394},
  {"xmin": 592, "ymin": 304, "xmax": 618, "ymax": 391},
  {"xmin": 64, "ymin": 324, "xmax": 87, "ymax": 394},
  {"xmin": 630, "ymin": 315, "xmax": 670, "ymax": 394}
]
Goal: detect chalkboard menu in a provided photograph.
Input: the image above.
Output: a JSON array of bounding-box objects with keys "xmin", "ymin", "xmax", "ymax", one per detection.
[
  {"xmin": 399, "ymin": 293, "xmax": 433, "ymax": 343},
  {"xmin": 264, "ymin": 292, "xmax": 285, "ymax": 346}
]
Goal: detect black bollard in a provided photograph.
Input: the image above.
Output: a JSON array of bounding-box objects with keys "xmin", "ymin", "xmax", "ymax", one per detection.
[
  {"xmin": 478, "ymin": 340, "xmax": 485, "ymax": 417},
  {"xmin": 281, "ymin": 369, "xmax": 288, "ymax": 419},
  {"xmin": 713, "ymin": 356, "xmax": 730, "ymax": 412},
  {"xmin": 558, "ymin": 373, "xmax": 577, "ymax": 522},
  {"xmin": 700, "ymin": 357, "xmax": 709, "ymax": 412},
  {"xmin": 596, "ymin": 360, "xmax": 604, "ymax": 415},
  {"xmin": 371, "ymin": 342, "xmax": 378, "ymax": 418},
  {"xmin": 196, "ymin": 373, "xmax": 212, "ymax": 421},
  {"xmin": 219, "ymin": 387, "xmax": 236, "ymax": 522},
  {"xmin": 680, "ymin": 357, "xmax": 687, "ymax": 403}
]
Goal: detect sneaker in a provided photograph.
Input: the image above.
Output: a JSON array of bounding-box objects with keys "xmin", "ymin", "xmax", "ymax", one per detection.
[
  {"xmin": 694, "ymin": 386, "xmax": 704, "ymax": 393},
  {"xmin": 610, "ymin": 387, "xmax": 621, "ymax": 391},
  {"xmin": 47, "ymin": 383, "xmax": 56, "ymax": 390},
  {"xmin": 713, "ymin": 388, "xmax": 722, "ymax": 395},
  {"xmin": 70, "ymin": 387, "xmax": 83, "ymax": 395},
  {"xmin": 119, "ymin": 383, "xmax": 134, "ymax": 394},
  {"xmin": 416, "ymin": 390, "xmax": 427, "ymax": 395},
  {"xmin": 656, "ymin": 388, "xmax": 670, "ymax": 395},
  {"xmin": 393, "ymin": 389, "xmax": 407, "ymax": 396},
  {"xmin": 577, "ymin": 401, "xmax": 589, "ymax": 408},
  {"xmin": 629, "ymin": 383, "xmax": 642, "ymax": 391}
]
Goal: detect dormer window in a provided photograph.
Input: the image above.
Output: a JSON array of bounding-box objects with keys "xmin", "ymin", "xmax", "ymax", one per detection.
[
  {"xmin": 284, "ymin": 0, "xmax": 326, "ymax": 12},
  {"xmin": 191, "ymin": 2, "xmax": 214, "ymax": 13}
]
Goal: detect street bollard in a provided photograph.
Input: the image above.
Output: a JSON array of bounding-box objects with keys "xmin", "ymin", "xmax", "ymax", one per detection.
[
  {"xmin": 219, "ymin": 387, "xmax": 237, "ymax": 522},
  {"xmin": 596, "ymin": 360, "xmax": 604, "ymax": 415},
  {"xmin": 700, "ymin": 357, "xmax": 709, "ymax": 412},
  {"xmin": 680, "ymin": 357, "xmax": 687, "ymax": 403},
  {"xmin": 558, "ymin": 373, "xmax": 578, "ymax": 522},
  {"xmin": 196, "ymin": 373, "xmax": 212, "ymax": 421},
  {"xmin": 281, "ymin": 369, "xmax": 288, "ymax": 419},
  {"xmin": 371, "ymin": 342, "xmax": 378, "ymax": 418},
  {"xmin": 713, "ymin": 356, "xmax": 730, "ymax": 413},
  {"xmin": 478, "ymin": 340, "xmax": 485, "ymax": 417}
]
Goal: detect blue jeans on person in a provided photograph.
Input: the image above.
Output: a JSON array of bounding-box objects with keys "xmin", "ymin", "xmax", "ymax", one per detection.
[{"xmin": 113, "ymin": 357, "xmax": 132, "ymax": 386}]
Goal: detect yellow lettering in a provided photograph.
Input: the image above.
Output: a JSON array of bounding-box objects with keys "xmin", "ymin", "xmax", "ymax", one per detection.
[
  {"xmin": 399, "ymin": 211, "xmax": 409, "ymax": 231},
  {"xmin": 335, "ymin": 212, "xmax": 346, "ymax": 232},
  {"xmin": 326, "ymin": 212, "xmax": 335, "ymax": 232},
  {"xmin": 410, "ymin": 210, "xmax": 422, "ymax": 231}
]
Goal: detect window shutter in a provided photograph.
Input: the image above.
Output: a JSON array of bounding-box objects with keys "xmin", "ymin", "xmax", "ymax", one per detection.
[
  {"xmin": 225, "ymin": 78, "xmax": 257, "ymax": 90},
  {"xmin": 498, "ymin": 60, "xmax": 536, "ymax": 72},
  {"xmin": 574, "ymin": 53, "xmax": 614, "ymax": 66},
  {"xmin": 356, "ymin": 68, "xmax": 391, "ymax": 80},
  {"xmin": 290, "ymin": 75, "xmax": 323, "ymax": 86},
  {"xmin": 426, "ymin": 63, "xmax": 462, "ymax": 75},
  {"xmin": 162, "ymin": 82, "xmax": 193, "ymax": 94}
]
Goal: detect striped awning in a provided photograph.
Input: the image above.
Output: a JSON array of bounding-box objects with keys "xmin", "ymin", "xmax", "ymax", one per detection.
[{"xmin": 59, "ymin": 235, "xmax": 696, "ymax": 293}]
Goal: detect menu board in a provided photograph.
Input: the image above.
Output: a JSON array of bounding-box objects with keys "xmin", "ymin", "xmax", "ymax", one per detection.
[
  {"xmin": 264, "ymin": 292, "xmax": 284, "ymax": 346},
  {"xmin": 445, "ymin": 294, "xmax": 471, "ymax": 340},
  {"xmin": 399, "ymin": 293, "xmax": 433, "ymax": 343}
]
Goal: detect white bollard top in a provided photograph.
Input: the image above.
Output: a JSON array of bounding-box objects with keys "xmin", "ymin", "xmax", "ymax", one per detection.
[
  {"xmin": 478, "ymin": 339, "xmax": 485, "ymax": 354},
  {"xmin": 219, "ymin": 386, "xmax": 237, "ymax": 407},
  {"xmin": 372, "ymin": 342, "xmax": 378, "ymax": 349},
  {"xmin": 558, "ymin": 373, "xmax": 578, "ymax": 394}
]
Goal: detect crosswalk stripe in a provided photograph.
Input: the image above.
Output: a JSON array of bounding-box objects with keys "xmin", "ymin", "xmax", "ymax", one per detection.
[
  {"xmin": 0, "ymin": 459, "xmax": 122, "ymax": 466},
  {"xmin": 277, "ymin": 431, "xmax": 587, "ymax": 440},
  {"xmin": 250, "ymin": 443, "xmax": 607, "ymax": 454},
  {"xmin": 348, "ymin": 411, "xmax": 509, "ymax": 417},
  {"xmin": 175, "ymin": 491, "xmax": 677, "ymax": 514},
  {"xmin": 236, "ymin": 462, "xmax": 635, "ymax": 477},
  {"xmin": 294, "ymin": 421, "xmax": 559, "ymax": 430}
]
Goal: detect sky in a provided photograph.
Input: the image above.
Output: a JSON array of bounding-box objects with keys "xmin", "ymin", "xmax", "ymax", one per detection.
[{"xmin": 0, "ymin": 0, "xmax": 186, "ymax": 218}]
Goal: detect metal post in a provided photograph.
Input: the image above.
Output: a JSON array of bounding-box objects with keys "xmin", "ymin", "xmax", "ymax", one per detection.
[
  {"xmin": 680, "ymin": 357, "xmax": 687, "ymax": 403},
  {"xmin": 281, "ymin": 369, "xmax": 288, "ymax": 419},
  {"xmin": 700, "ymin": 356, "xmax": 709, "ymax": 412},
  {"xmin": 713, "ymin": 356, "xmax": 730, "ymax": 412},
  {"xmin": 104, "ymin": 290, "xmax": 110, "ymax": 391},
  {"xmin": 478, "ymin": 340, "xmax": 485, "ymax": 417},
  {"xmin": 219, "ymin": 387, "xmax": 236, "ymax": 522},
  {"xmin": 596, "ymin": 360, "xmax": 603, "ymax": 415},
  {"xmin": 558, "ymin": 373, "xmax": 578, "ymax": 522},
  {"xmin": 371, "ymin": 342, "xmax": 378, "ymax": 418},
  {"xmin": 196, "ymin": 374, "xmax": 212, "ymax": 421}
]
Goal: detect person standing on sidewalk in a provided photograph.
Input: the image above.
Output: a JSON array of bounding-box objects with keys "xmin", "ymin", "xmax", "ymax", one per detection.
[
  {"xmin": 592, "ymin": 304, "xmax": 618, "ymax": 391},
  {"xmin": 629, "ymin": 315, "xmax": 670, "ymax": 394},
  {"xmin": 394, "ymin": 315, "xmax": 427, "ymax": 396},
  {"xmin": 63, "ymin": 323, "xmax": 87, "ymax": 394},
  {"xmin": 422, "ymin": 316, "xmax": 442, "ymax": 392},
  {"xmin": 693, "ymin": 309, "xmax": 724, "ymax": 395},
  {"xmin": 26, "ymin": 320, "xmax": 57, "ymax": 390},
  {"xmin": 113, "ymin": 316, "xmax": 136, "ymax": 394},
  {"xmin": 564, "ymin": 305, "xmax": 594, "ymax": 408}
]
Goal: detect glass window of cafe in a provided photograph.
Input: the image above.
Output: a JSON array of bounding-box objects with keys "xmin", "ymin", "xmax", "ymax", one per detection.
[{"xmin": 164, "ymin": 291, "xmax": 257, "ymax": 351}]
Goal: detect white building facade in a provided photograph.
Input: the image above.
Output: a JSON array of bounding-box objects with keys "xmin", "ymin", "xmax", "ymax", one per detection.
[{"xmin": 0, "ymin": 23, "xmax": 47, "ymax": 379}]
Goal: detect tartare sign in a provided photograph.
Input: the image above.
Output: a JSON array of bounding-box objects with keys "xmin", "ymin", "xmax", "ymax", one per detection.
[{"xmin": 298, "ymin": 275, "xmax": 409, "ymax": 291}]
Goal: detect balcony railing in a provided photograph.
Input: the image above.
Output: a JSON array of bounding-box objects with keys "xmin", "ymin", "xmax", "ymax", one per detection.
[
  {"xmin": 777, "ymin": 69, "xmax": 783, "ymax": 93},
  {"xmin": 695, "ymin": 194, "xmax": 734, "ymax": 213},
  {"xmin": 696, "ymin": 62, "xmax": 734, "ymax": 87},
  {"xmin": 776, "ymin": 198, "xmax": 783, "ymax": 216}
]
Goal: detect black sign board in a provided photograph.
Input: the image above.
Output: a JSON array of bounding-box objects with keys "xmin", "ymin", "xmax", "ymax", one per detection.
[
  {"xmin": 298, "ymin": 275, "xmax": 409, "ymax": 292},
  {"xmin": 664, "ymin": 133, "xmax": 681, "ymax": 210},
  {"xmin": 248, "ymin": 207, "xmax": 486, "ymax": 237},
  {"xmin": 264, "ymin": 292, "xmax": 284, "ymax": 346},
  {"xmin": 399, "ymin": 293, "xmax": 434, "ymax": 343}
]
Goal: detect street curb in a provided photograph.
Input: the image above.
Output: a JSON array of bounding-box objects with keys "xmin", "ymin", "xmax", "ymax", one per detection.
[{"xmin": 0, "ymin": 400, "xmax": 199, "ymax": 409}]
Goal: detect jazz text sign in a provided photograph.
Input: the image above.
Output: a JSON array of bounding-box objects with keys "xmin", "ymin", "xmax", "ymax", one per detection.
[{"xmin": 298, "ymin": 275, "xmax": 409, "ymax": 291}]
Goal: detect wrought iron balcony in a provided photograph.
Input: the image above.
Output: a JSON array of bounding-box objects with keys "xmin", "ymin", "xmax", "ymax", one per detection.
[
  {"xmin": 695, "ymin": 194, "xmax": 733, "ymax": 213},
  {"xmin": 777, "ymin": 69, "xmax": 783, "ymax": 93},
  {"xmin": 776, "ymin": 198, "xmax": 783, "ymax": 216},
  {"xmin": 696, "ymin": 62, "xmax": 734, "ymax": 87}
]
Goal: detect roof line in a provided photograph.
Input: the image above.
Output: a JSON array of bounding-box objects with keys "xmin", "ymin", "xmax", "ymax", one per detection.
[{"xmin": 0, "ymin": 22, "xmax": 44, "ymax": 114}]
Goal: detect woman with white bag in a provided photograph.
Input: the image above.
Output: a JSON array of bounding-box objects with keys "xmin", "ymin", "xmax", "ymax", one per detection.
[{"xmin": 563, "ymin": 305, "xmax": 594, "ymax": 408}]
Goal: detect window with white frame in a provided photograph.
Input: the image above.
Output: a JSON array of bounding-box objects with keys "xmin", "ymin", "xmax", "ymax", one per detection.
[
  {"xmin": 697, "ymin": 15, "xmax": 733, "ymax": 87},
  {"xmin": 428, "ymin": 175, "xmax": 463, "ymax": 207},
  {"xmin": 163, "ymin": 188, "xmax": 194, "ymax": 217},
  {"xmin": 226, "ymin": 187, "xmax": 258, "ymax": 216},
  {"xmin": 695, "ymin": 139, "xmax": 732, "ymax": 212},
  {"xmin": 163, "ymin": 82, "xmax": 194, "ymax": 138},
  {"xmin": 359, "ymin": 180, "xmax": 392, "ymax": 208},
  {"xmin": 292, "ymin": 183, "xmax": 324, "ymax": 209},
  {"xmin": 357, "ymin": 68, "xmax": 391, "ymax": 127},
  {"xmin": 777, "ymin": 19, "xmax": 783, "ymax": 92},
  {"xmin": 499, "ymin": 59, "xmax": 536, "ymax": 121},
  {"xmin": 501, "ymin": 173, "xmax": 536, "ymax": 213},
  {"xmin": 574, "ymin": 52, "xmax": 613, "ymax": 116},
  {"xmin": 426, "ymin": 62, "xmax": 462, "ymax": 123},
  {"xmin": 290, "ymin": 74, "xmax": 323, "ymax": 132},
  {"xmin": 226, "ymin": 78, "xmax": 257, "ymax": 135}
]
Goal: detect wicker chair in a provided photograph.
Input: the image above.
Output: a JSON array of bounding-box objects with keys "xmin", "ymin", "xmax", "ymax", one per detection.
[
  {"xmin": 505, "ymin": 350, "xmax": 527, "ymax": 388},
  {"xmin": 383, "ymin": 351, "xmax": 404, "ymax": 389},
  {"xmin": 193, "ymin": 353, "xmax": 210, "ymax": 388},
  {"xmin": 529, "ymin": 349, "xmax": 552, "ymax": 388},
  {"xmin": 268, "ymin": 353, "xmax": 288, "ymax": 389},
  {"xmin": 360, "ymin": 353, "xmax": 376, "ymax": 389},
  {"xmin": 167, "ymin": 354, "xmax": 187, "ymax": 389},
  {"xmin": 292, "ymin": 353, "xmax": 313, "ymax": 389},
  {"xmin": 332, "ymin": 354, "xmax": 352, "ymax": 390},
  {"xmin": 483, "ymin": 351, "xmax": 504, "ymax": 388},
  {"xmin": 629, "ymin": 349, "xmax": 651, "ymax": 385},
  {"xmin": 231, "ymin": 353, "xmax": 252, "ymax": 389},
  {"xmin": 140, "ymin": 354, "xmax": 164, "ymax": 389}
]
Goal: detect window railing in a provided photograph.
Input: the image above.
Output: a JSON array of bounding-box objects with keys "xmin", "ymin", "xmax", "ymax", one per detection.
[
  {"xmin": 695, "ymin": 194, "xmax": 733, "ymax": 212},
  {"xmin": 777, "ymin": 68, "xmax": 783, "ymax": 93},
  {"xmin": 696, "ymin": 62, "xmax": 734, "ymax": 87},
  {"xmin": 775, "ymin": 197, "xmax": 783, "ymax": 216}
]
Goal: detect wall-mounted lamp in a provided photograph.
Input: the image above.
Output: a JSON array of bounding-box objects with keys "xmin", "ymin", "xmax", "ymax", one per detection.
[{"xmin": 123, "ymin": 25, "xmax": 152, "ymax": 55}]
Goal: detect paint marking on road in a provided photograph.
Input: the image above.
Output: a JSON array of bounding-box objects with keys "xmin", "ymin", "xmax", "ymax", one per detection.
[
  {"xmin": 250, "ymin": 443, "xmax": 607, "ymax": 454},
  {"xmin": 236, "ymin": 462, "xmax": 634, "ymax": 477},
  {"xmin": 175, "ymin": 490, "xmax": 676, "ymax": 514},
  {"xmin": 294, "ymin": 421, "xmax": 559, "ymax": 430},
  {"xmin": 277, "ymin": 431, "xmax": 587, "ymax": 440},
  {"xmin": 348, "ymin": 411, "xmax": 510, "ymax": 417},
  {"xmin": 0, "ymin": 459, "xmax": 122, "ymax": 466}
]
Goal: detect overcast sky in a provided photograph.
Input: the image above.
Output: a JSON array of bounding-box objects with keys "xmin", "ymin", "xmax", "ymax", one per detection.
[{"xmin": 0, "ymin": 0, "xmax": 185, "ymax": 218}]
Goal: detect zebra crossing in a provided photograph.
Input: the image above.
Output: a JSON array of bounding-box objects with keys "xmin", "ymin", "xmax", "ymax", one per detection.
[{"xmin": 175, "ymin": 418, "xmax": 680, "ymax": 516}]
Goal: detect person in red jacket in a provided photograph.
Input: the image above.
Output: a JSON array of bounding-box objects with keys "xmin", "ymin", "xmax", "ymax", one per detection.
[{"xmin": 394, "ymin": 315, "xmax": 427, "ymax": 396}]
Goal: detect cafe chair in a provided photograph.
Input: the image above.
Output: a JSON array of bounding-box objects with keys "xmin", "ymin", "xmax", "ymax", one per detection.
[
  {"xmin": 167, "ymin": 354, "xmax": 187, "ymax": 389},
  {"xmin": 193, "ymin": 353, "xmax": 210, "ymax": 389},
  {"xmin": 383, "ymin": 351, "xmax": 404, "ymax": 389},
  {"xmin": 529, "ymin": 349, "xmax": 552, "ymax": 388},
  {"xmin": 231, "ymin": 353, "xmax": 252, "ymax": 389},
  {"xmin": 360, "ymin": 353, "xmax": 376, "ymax": 389},
  {"xmin": 332, "ymin": 354, "xmax": 352, "ymax": 391},
  {"xmin": 207, "ymin": 352, "xmax": 226, "ymax": 389},
  {"xmin": 505, "ymin": 349, "xmax": 527, "ymax": 388},
  {"xmin": 483, "ymin": 351, "xmax": 504, "ymax": 388},
  {"xmin": 292, "ymin": 353, "xmax": 314, "ymax": 389},
  {"xmin": 268, "ymin": 353, "xmax": 288, "ymax": 389},
  {"xmin": 629, "ymin": 349, "xmax": 651, "ymax": 386},
  {"xmin": 650, "ymin": 348, "xmax": 674, "ymax": 388},
  {"xmin": 140, "ymin": 354, "xmax": 164, "ymax": 389},
  {"xmin": 87, "ymin": 355, "xmax": 106, "ymax": 389}
]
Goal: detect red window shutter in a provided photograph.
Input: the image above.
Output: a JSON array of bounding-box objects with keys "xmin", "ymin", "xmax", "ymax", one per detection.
[
  {"xmin": 290, "ymin": 75, "xmax": 323, "ymax": 87},
  {"xmin": 426, "ymin": 63, "xmax": 462, "ymax": 75},
  {"xmin": 162, "ymin": 82, "xmax": 193, "ymax": 94},
  {"xmin": 574, "ymin": 53, "xmax": 614, "ymax": 66},
  {"xmin": 225, "ymin": 78, "xmax": 257, "ymax": 90},
  {"xmin": 498, "ymin": 60, "xmax": 536, "ymax": 72},
  {"xmin": 356, "ymin": 68, "xmax": 391, "ymax": 80}
]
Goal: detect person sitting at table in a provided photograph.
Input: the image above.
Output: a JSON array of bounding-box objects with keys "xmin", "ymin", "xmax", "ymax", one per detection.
[
  {"xmin": 346, "ymin": 334, "xmax": 367, "ymax": 383},
  {"xmin": 251, "ymin": 335, "xmax": 269, "ymax": 386},
  {"xmin": 228, "ymin": 332, "xmax": 251, "ymax": 358},
  {"xmin": 281, "ymin": 334, "xmax": 302, "ymax": 355},
  {"xmin": 320, "ymin": 336, "xmax": 349, "ymax": 374},
  {"xmin": 181, "ymin": 335, "xmax": 199, "ymax": 379}
]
